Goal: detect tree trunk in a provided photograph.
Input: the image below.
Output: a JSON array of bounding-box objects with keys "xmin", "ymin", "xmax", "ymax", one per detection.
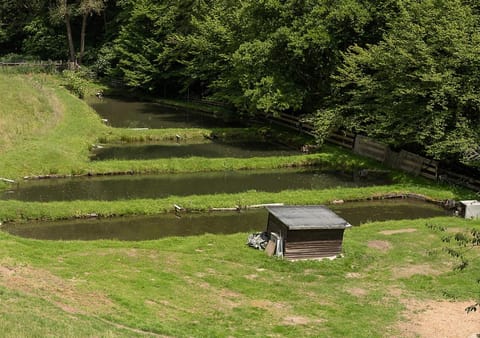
[
  {"xmin": 78, "ymin": 13, "xmax": 87, "ymax": 65},
  {"xmin": 64, "ymin": 3, "xmax": 76, "ymax": 64}
]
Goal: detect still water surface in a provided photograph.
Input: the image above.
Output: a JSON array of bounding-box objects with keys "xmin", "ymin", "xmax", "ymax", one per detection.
[
  {"xmin": 1, "ymin": 199, "xmax": 449, "ymax": 241},
  {"xmin": 91, "ymin": 141, "xmax": 299, "ymax": 160},
  {"xmin": 1, "ymin": 169, "xmax": 392, "ymax": 202},
  {"xmin": 87, "ymin": 97, "xmax": 241, "ymax": 129}
]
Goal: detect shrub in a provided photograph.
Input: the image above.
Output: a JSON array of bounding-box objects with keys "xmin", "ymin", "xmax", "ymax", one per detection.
[{"xmin": 62, "ymin": 70, "xmax": 88, "ymax": 98}]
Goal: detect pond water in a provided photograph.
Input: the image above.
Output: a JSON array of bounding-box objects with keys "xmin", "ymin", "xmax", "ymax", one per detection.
[
  {"xmin": 1, "ymin": 199, "xmax": 450, "ymax": 241},
  {"xmin": 87, "ymin": 97, "xmax": 241, "ymax": 129},
  {"xmin": 1, "ymin": 169, "xmax": 392, "ymax": 202},
  {"xmin": 90, "ymin": 140, "xmax": 299, "ymax": 160}
]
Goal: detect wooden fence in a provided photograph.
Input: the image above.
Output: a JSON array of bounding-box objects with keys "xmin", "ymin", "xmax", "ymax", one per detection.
[
  {"xmin": 325, "ymin": 130, "xmax": 355, "ymax": 149},
  {"xmin": 0, "ymin": 61, "xmax": 67, "ymax": 71},
  {"xmin": 180, "ymin": 97, "xmax": 480, "ymax": 192},
  {"xmin": 438, "ymin": 169, "xmax": 480, "ymax": 192},
  {"xmin": 259, "ymin": 112, "xmax": 356, "ymax": 149},
  {"xmin": 354, "ymin": 135, "xmax": 390, "ymax": 162}
]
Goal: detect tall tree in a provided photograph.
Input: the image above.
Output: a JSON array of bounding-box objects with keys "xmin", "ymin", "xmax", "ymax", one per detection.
[
  {"xmin": 51, "ymin": 0, "xmax": 106, "ymax": 64},
  {"xmin": 78, "ymin": 0, "xmax": 105, "ymax": 64},
  {"xmin": 321, "ymin": 0, "xmax": 480, "ymax": 160},
  {"xmin": 52, "ymin": 0, "xmax": 76, "ymax": 63}
]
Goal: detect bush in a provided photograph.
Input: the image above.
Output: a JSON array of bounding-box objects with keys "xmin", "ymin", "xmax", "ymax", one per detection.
[{"xmin": 62, "ymin": 70, "xmax": 88, "ymax": 98}]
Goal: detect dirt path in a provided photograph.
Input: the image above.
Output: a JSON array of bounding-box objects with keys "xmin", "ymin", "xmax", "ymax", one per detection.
[{"xmin": 394, "ymin": 299, "xmax": 480, "ymax": 338}]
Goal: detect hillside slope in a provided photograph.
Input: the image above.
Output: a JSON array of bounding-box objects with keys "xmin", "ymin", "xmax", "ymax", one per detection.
[{"xmin": 0, "ymin": 74, "xmax": 107, "ymax": 179}]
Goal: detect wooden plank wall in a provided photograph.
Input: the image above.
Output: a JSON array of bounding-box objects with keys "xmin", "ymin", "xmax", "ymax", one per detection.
[
  {"xmin": 284, "ymin": 240, "xmax": 342, "ymax": 260},
  {"xmin": 438, "ymin": 169, "xmax": 480, "ymax": 191},
  {"xmin": 353, "ymin": 135, "xmax": 390, "ymax": 162},
  {"xmin": 326, "ymin": 130, "xmax": 355, "ymax": 149}
]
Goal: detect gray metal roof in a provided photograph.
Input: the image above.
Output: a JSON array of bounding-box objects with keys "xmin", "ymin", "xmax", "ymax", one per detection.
[{"xmin": 267, "ymin": 205, "xmax": 352, "ymax": 230}]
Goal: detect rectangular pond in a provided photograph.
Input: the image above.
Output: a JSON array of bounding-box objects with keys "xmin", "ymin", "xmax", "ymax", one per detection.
[
  {"xmin": 1, "ymin": 168, "xmax": 392, "ymax": 202},
  {"xmin": 0, "ymin": 199, "xmax": 450, "ymax": 241},
  {"xmin": 90, "ymin": 140, "xmax": 300, "ymax": 160},
  {"xmin": 87, "ymin": 97, "xmax": 242, "ymax": 129}
]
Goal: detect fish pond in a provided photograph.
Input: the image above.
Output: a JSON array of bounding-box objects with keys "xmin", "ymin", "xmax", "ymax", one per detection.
[
  {"xmin": 1, "ymin": 199, "xmax": 450, "ymax": 241},
  {"xmin": 90, "ymin": 140, "xmax": 299, "ymax": 160},
  {"xmin": 1, "ymin": 168, "xmax": 392, "ymax": 202},
  {"xmin": 87, "ymin": 97, "xmax": 241, "ymax": 129}
]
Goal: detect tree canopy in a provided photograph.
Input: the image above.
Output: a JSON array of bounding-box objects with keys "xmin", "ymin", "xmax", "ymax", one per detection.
[
  {"xmin": 0, "ymin": 0, "xmax": 479, "ymax": 162},
  {"xmin": 325, "ymin": 0, "xmax": 480, "ymax": 160}
]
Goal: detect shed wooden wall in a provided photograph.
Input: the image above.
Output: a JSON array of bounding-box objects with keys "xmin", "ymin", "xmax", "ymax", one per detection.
[
  {"xmin": 284, "ymin": 229, "xmax": 344, "ymax": 260},
  {"xmin": 267, "ymin": 214, "xmax": 346, "ymax": 260}
]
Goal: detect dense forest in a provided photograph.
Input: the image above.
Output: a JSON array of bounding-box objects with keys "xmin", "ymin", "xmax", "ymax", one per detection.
[{"xmin": 1, "ymin": 0, "xmax": 479, "ymax": 163}]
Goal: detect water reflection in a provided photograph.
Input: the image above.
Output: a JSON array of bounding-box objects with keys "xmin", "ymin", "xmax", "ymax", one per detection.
[
  {"xmin": 2, "ymin": 211, "xmax": 266, "ymax": 241},
  {"xmin": 1, "ymin": 169, "xmax": 392, "ymax": 202},
  {"xmin": 87, "ymin": 97, "xmax": 241, "ymax": 129},
  {"xmin": 91, "ymin": 141, "xmax": 299, "ymax": 160},
  {"xmin": 1, "ymin": 199, "xmax": 450, "ymax": 241}
]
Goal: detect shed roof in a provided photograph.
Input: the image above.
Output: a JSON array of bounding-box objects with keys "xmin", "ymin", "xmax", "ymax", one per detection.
[{"xmin": 266, "ymin": 205, "xmax": 351, "ymax": 230}]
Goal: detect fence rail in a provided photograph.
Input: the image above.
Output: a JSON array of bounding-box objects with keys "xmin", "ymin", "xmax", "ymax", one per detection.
[
  {"xmin": 0, "ymin": 61, "xmax": 66, "ymax": 70},
  {"xmin": 260, "ymin": 110, "xmax": 478, "ymax": 192}
]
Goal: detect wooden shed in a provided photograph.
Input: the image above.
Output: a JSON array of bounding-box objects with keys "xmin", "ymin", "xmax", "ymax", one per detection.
[{"xmin": 265, "ymin": 205, "xmax": 352, "ymax": 260}]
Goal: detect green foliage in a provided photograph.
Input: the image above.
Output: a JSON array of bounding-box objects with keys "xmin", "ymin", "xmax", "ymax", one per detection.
[
  {"xmin": 62, "ymin": 70, "xmax": 89, "ymax": 98},
  {"xmin": 90, "ymin": 43, "xmax": 116, "ymax": 77},
  {"xmin": 22, "ymin": 17, "xmax": 66, "ymax": 60},
  {"xmin": 426, "ymin": 222, "xmax": 480, "ymax": 313},
  {"xmin": 112, "ymin": 0, "xmax": 381, "ymax": 116},
  {"xmin": 326, "ymin": 0, "xmax": 480, "ymax": 160}
]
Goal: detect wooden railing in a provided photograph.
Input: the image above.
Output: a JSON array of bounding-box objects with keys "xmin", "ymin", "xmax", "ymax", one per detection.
[{"xmin": 0, "ymin": 61, "xmax": 66, "ymax": 70}]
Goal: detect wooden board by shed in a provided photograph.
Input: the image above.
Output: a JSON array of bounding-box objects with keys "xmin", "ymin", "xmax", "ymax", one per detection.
[{"xmin": 266, "ymin": 205, "xmax": 352, "ymax": 260}]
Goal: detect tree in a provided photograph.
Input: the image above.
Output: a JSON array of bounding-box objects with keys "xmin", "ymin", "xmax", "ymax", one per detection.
[
  {"xmin": 51, "ymin": 0, "xmax": 76, "ymax": 63},
  {"xmin": 51, "ymin": 0, "xmax": 105, "ymax": 65},
  {"xmin": 78, "ymin": 0, "xmax": 105, "ymax": 64},
  {"xmin": 321, "ymin": 0, "xmax": 480, "ymax": 160},
  {"xmin": 22, "ymin": 17, "xmax": 67, "ymax": 60},
  {"xmin": 0, "ymin": 0, "xmax": 46, "ymax": 55}
]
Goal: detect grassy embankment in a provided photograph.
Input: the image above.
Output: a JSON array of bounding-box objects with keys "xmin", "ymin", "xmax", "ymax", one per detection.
[
  {"xmin": 0, "ymin": 216, "xmax": 478, "ymax": 336},
  {"xmin": 0, "ymin": 73, "xmax": 479, "ymax": 336},
  {"xmin": 1, "ymin": 72, "xmax": 475, "ymax": 222}
]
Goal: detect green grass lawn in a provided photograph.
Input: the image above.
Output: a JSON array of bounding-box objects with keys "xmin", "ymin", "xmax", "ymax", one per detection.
[
  {"xmin": 0, "ymin": 216, "xmax": 478, "ymax": 337},
  {"xmin": 1, "ymin": 72, "xmax": 479, "ymax": 336}
]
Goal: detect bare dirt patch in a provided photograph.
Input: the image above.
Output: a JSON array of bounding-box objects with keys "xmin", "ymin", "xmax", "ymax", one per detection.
[
  {"xmin": 394, "ymin": 299, "xmax": 480, "ymax": 338},
  {"xmin": 282, "ymin": 316, "xmax": 325, "ymax": 326},
  {"xmin": 244, "ymin": 274, "xmax": 258, "ymax": 280},
  {"xmin": 380, "ymin": 228, "xmax": 417, "ymax": 235},
  {"xmin": 251, "ymin": 299, "xmax": 286, "ymax": 310},
  {"xmin": 345, "ymin": 272, "xmax": 362, "ymax": 279},
  {"xmin": 368, "ymin": 240, "xmax": 392, "ymax": 252},
  {"xmin": 392, "ymin": 264, "xmax": 443, "ymax": 279},
  {"xmin": 446, "ymin": 227, "xmax": 465, "ymax": 233},
  {"xmin": 347, "ymin": 287, "xmax": 368, "ymax": 297},
  {"xmin": 0, "ymin": 264, "xmax": 113, "ymax": 314}
]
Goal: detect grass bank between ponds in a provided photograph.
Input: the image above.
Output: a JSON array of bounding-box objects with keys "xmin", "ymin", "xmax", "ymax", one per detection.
[
  {"xmin": 83, "ymin": 150, "xmax": 364, "ymax": 175},
  {"xmin": 97, "ymin": 127, "xmax": 270, "ymax": 144},
  {"xmin": 0, "ymin": 216, "xmax": 478, "ymax": 336},
  {"xmin": 19, "ymin": 144, "xmax": 381, "ymax": 178},
  {"xmin": 0, "ymin": 183, "xmax": 470, "ymax": 222}
]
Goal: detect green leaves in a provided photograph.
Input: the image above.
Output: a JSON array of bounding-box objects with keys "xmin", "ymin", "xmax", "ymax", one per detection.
[{"xmin": 327, "ymin": 0, "xmax": 480, "ymax": 160}]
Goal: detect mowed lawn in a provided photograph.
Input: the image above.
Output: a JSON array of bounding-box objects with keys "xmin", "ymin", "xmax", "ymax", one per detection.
[
  {"xmin": 0, "ymin": 73, "xmax": 479, "ymax": 336},
  {"xmin": 0, "ymin": 216, "xmax": 479, "ymax": 337}
]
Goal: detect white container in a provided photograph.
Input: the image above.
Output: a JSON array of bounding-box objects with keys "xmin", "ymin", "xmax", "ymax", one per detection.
[{"xmin": 460, "ymin": 200, "xmax": 480, "ymax": 219}]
